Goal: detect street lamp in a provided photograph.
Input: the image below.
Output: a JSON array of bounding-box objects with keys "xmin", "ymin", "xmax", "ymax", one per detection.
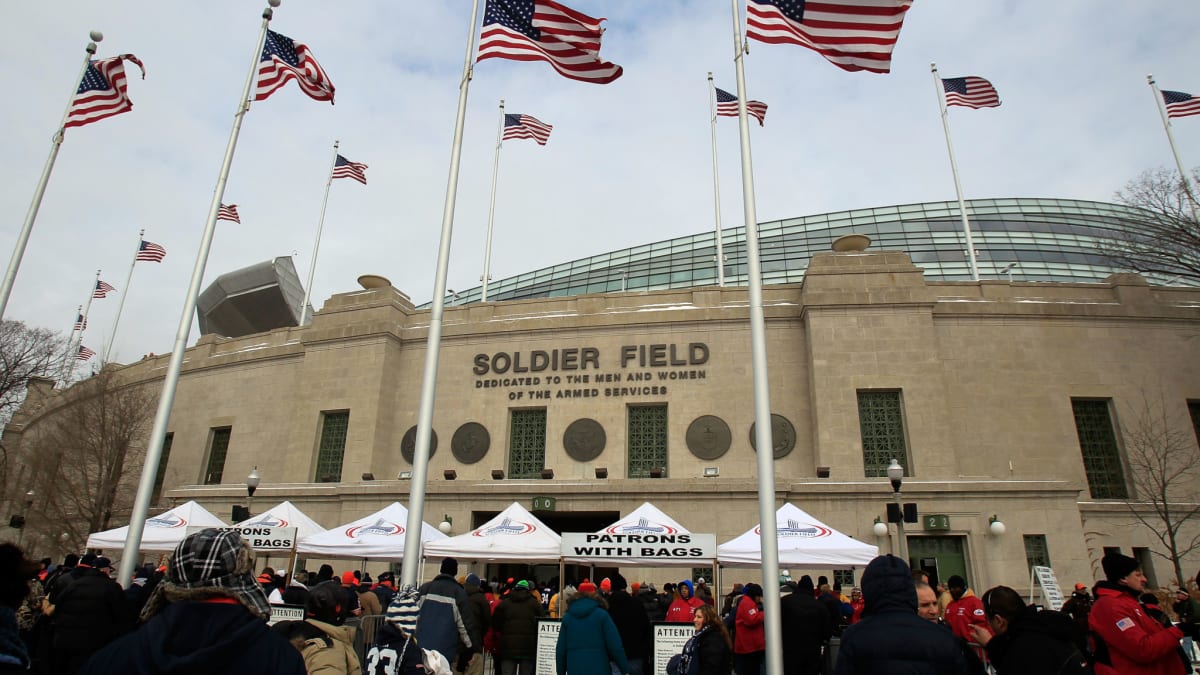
[
  {"xmin": 438, "ymin": 514, "xmax": 453, "ymax": 535},
  {"xmin": 886, "ymin": 459, "xmax": 909, "ymax": 564},
  {"xmin": 245, "ymin": 467, "xmax": 260, "ymax": 518}
]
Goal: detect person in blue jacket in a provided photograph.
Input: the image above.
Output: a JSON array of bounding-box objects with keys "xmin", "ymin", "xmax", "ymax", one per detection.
[{"xmin": 557, "ymin": 580, "xmax": 630, "ymax": 675}]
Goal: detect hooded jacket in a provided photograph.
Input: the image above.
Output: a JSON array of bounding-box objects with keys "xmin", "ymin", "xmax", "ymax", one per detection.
[
  {"xmin": 78, "ymin": 600, "xmax": 306, "ymax": 674},
  {"xmin": 556, "ymin": 595, "xmax": 630, "ymax": 675},
  {"xmin": 984, "ymin": 605, "xmax": 1091, "ymax": 675},
  {"xmin": 667, "ymin": 581, "xmax": 705, "ymax": 623},
  {"xmin": 833, "ymin": 555, "xmax": 967, "ymax": 675},
  {"xmin": 1089, "ymin": 580, "xmax": 1186, "ymax": 675}
]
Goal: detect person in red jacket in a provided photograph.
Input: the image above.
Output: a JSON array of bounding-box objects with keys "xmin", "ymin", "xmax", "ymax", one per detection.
[
  {"xmin": 1089, "ymin": 551, "xmax": 1188, "ymax": 675},
  {"xmin": 733, "ymin": 583, "xmax": 764, "ymax": 675},
  {"xmin": 943, "ymin": 575, "xmax": 990, "ymax": 644},
  {"xmin": 666, "ymin": 580, "xmax": 705, "ymax": 623}
]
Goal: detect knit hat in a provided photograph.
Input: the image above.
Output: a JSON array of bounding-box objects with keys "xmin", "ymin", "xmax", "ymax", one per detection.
[
  {"xmin": 257, "ymin": 572, "xmax": 273, "ymax": 584},
  {"xmin": 611, "ymin": 574, "xmax": 628, "ymax": 592},
  {"xmin": 140, "ymin": 528, "xmax": 271, "ymax": 622},
  {"xmin": 466, "ymin": 572, "xmax": 480, "ymax": 588},
  {"xmin": 378, "ymin": 571, "xmax": 395, "ymax": 583},
  {"xmin": 631, "ymin": 582, "xmax": 640, "ymax": 594},
  {"xmin": 744, "ymin": 583, "xmax": 764, "ymax": 599},
  {"xmin": 386, "ymin": 584, "xmax": 421, "ymax": 635},
  {"xmin": 516, "ymin": 580, "xmax": 531, "ymax": 590},
  {"xmin": 947, "ymin": 575, "xmax": 966, "ymax": 589},
  {"xmin": 341, "ymin": 570, "xmax": 357, "ymax": 585},
  {"xmin": 578, "ymin": 580, "xmax": 597, "ymax": 594},
  {"xmin": 440, "ymin": 558, "xmax": 458, "ymax": 576},
  {"xmin": 80, "ymin": 553, "xmax": 98, "ymax": 567},
  {"xmin": 1102, "ymin": 551, "xmax": 1140, "ymax": 582},
  {"xmin": 93, "ymin": 556, "xmax": 112, "ymax": 570},
  {"xmin": 600, "ymin": 578, "xmax": 611, "ymax": 592}
]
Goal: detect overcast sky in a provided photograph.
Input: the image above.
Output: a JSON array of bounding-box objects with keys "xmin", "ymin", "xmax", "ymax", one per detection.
[{"xmin": 3, "ymin": 1, "xmax": 1199, "ymax": 365}]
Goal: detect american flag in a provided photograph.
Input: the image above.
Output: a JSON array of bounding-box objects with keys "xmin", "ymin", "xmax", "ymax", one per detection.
[
  {"xmin": 255, "ymin": 30, "xmax": 335, "ymax": 104},
  {"xmin": 1162, "ymin": 90, "xmax": 1200, "ymax": 119},
  {"xmin": 332, "ymin": 155, "xmax": 368, "ymax": 184},
  {"xmin": 503, "ymin": 114, "xmax": 554, "ymax": 145},
  {"xmin": 746, "ymin": 0, "xmax": 913, "ymax": 74},
  {"xmin": 77, "ymin": 345, "xmax": 96, "ymax": 361},
  {"xmin": 477, "ymin": 0, "xmax": 623, "ymax": 85},
  {"xmin": 715, "ymin": 88, "xmax": 768, "ymax": 126},
  {"xmin": 64, "ymin": 54, "xmax": 146, "ymax": 129},
  {"xmin": 94, "ymin": 280, "xmax": 116, "ymax": 299},
  {"xmin": 942, "ymin": 76, "xmax": 1001, "ymax": 109},
  {"xmin": 74, "ymin": 314, "xmax": 87, "ymax": 331},
  {"xmin": 218, "ymin": 204, "xmax": 241, "ymax": 224},
  {"xmin": 136, "ymin": 240, "xmax": 167, "ymax": 262}
]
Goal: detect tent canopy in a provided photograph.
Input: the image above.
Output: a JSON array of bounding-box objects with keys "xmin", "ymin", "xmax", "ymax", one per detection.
[
  {"xmin": 563, "ymin": 501, "xmax": 714, "ymax": 567},
  {"xmin": 85, "ymin": 500, "xmax": 228, "ymax": 552},
  {"xmin": 296, "ymin": 502, "xmax": 446, "ymax": 562},
  {"xmin": 234, "ymin": 500, "xmax": 327, "ymax": 541},
  {"xmin": 717, "ymin": 503, "xmax": 878, "ymax": 569},
  {"xmin": 423, "ymin": 502, "xmax": 561, "ymax": 562}
]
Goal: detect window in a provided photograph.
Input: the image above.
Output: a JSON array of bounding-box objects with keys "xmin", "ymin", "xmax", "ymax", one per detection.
[
  {"xmin": 508, "ymin": 409, "xmax": 547, "ymax": 479},
  {"xmin": 315, "ymin": 411, "xmax": 350, "ymax": 483},
  {"xmin": 152, "ymin": 433, "xmax": 174, "ymax": 503},
  {"xmin": 1071, "ymin": 399, "xmax": 1128, "ymax": 499},
  {"xmin": 1024, "ymin": 534, "xmax": 1051, "ymax": 571},
  {"xmin": 857, "ymin": 391, "xmax": 909, "ymax": 477},
  {"xmin": 1189, "ymin": 401, "xmax": 1200, "ymax": 448},
  {"xmin": 628, "ymin": 405, "xmax": 668, "ymax": 478},
  {"xmin": 1134, "ymin": 547, "xmax": 1158, "ymax": 588},
  {"xmin": 204, "ymin": 427, "xmax": 232, "ymax": 485},
  {"xmin": 834, "ymin": 569, "xmax": 855, "ymax": 589}
]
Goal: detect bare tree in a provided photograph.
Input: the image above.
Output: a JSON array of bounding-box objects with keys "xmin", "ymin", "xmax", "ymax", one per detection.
[
  {"xmin": 1103, "ymin": 167, "xmax": 1200, "ymax": 283},
  {"xmin": 1122, "ymin": 390, "xmax": 1200, "ymax": 586},
  {"xmin": 0, "ymin": 320, "xmax": 68, "ymax": 427},
  {"xmin": 23, "ymin": 369, "xmax": 154, "ymax": 553}
]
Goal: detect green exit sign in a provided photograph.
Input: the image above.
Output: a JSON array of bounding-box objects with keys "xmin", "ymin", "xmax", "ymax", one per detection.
[
  {"xmin": 532, "ymin": 496, "xmax": 556, "ymax": 511},
  {"xmin": 923, "ymin": 514, "xmax": 950, "ymax": 531}
]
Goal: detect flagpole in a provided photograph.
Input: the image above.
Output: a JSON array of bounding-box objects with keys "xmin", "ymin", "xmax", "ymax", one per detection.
[
  {"xmin": 60, "ymin": 270, "xmax": 101, "ymax": 384},
  {"xmin": 480, "ymin": 100, "xmax": 505, "ymax": 303},
  {"xmin": 707, "ymin": 73, "xmax": 726, "ymax": 287},
  {"xmin": 300, "ymin": 141, "xmax": 340, "ymax": 324},
  {"xmin": 62, "ymin": 304, "xmax": 83, "ymax": 377},
  {"xmin": 104, "ymin": 229, "xmax": 143, "ymax": 363},
  {"xmin": 0, "ymin": 32, "xmax": 102, "ymax": 324},
  {"xmin": 400, "ymin": 0, "xmax": 481, "ymax": 590},
  {"xmin": 730, "ymin": 4, "xmax": 781, "ymax": 675},
  {"xmin": 1147, "ymin": 75, "xmax": 1200, "ymax": 222},
  {"xmin": 931, "ymin": 63, "xmax": 980, "ymax": 281},
  {"xmin": 117, "ymin": 0, "xmax": 279, "ymax": 590}
]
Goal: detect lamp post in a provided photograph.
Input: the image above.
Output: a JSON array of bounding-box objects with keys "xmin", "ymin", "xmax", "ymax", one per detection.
[
  {"xmin": 438, "ymin": 514, "xmax": 453, "ymax": 535},
  {"xmin": 245, "ymin": 467, "xmax": 260, "ymax": 519},
  {"xmin": 887, "ymin": 459, "xmax": 908, "ymax": 564},
  {"xmin": 16, "ymin": 490, "xmax": 33, "ymax": 548}
]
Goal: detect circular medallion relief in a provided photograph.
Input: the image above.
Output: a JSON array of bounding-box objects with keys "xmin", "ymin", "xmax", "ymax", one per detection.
[
  {"xmin": 686, "ymin": 415, "xmax": 732, "ymax": 460},
  {"xmin": 401, "ymin": 426, "xmax": 438, "ymax": 464},
  {"xmin": 563, "ymin": 418, "xmax": 606, "ymax": 462},
  {"xmin": 451, "ymin": 422, "xmax": 490, "ymax": 464},
  {"xmin": 748, "ymin": 414, "xmax": 797, "ymax": 459}
]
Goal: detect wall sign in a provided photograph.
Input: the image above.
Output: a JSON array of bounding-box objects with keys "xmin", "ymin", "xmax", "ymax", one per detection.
[
  {"xmin": 532, "ymin": 496, "xmax": 556, "ymax": 511},
  {"xmin": 923, "ymin": 514, "xmax": 950, "ymax": 531}
]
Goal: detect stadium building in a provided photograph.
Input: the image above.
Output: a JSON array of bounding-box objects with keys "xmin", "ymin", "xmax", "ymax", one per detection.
[{"xmin": 6, "ymin": 196, "xmax": 1200, "ymax": 596}]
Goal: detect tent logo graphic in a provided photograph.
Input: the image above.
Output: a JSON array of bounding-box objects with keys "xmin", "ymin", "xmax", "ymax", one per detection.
[
  {"xmin": 755, "ymin": 519, "xmax": 831, "ymax": 538},
  {"xmin": 246, "ymin": 513, "xmax": 289, "ymax": 528},
  {"xmin": 475, "ymin": 517, "xmax": 535, "ymax": 537},
  {"xmin": 147, "ymin": 513, "xmax": 187, "ymax": 528},
  {"xmin": 607, "ymin": 517, "xmax": 678, "ymax": 535},
  {"xmin": 346, "ymin": 518, "xmax": 403, "ymax": 538}
]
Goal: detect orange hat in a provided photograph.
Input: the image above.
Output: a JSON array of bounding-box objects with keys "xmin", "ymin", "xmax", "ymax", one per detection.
[
  {"xmin": 1074, "ymin": 582, "xmax": 1087, "ymax": 591},
  {"xmin": 257, "ymin": 572, "xmax": 273, "ymax": 584},
  {"xmin": 600, "ymin": 578, "xmax": 612, "ymax": 592},
  {"xmin": 342, "ymin": 570, "xmax": 357, "ymax": 585},
  {"xmin": 578, "ymin": 580, "xmax": 597, "ymax": 594},
  {"xmin": 631, "ymin": 582, "xmax": 641, "ymax": 594}
]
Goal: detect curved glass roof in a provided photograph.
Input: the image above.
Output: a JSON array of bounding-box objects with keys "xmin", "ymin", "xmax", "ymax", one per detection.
[{"xmin": 429, "ymin": 197, "xmax": 1185, "ymax": 307}]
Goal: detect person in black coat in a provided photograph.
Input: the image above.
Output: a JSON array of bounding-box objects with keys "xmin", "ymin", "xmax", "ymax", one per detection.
[
  {"xmin": 679, "ymin": 604, "xmax": 733, "ymax": 675},
  {"xmin": 971, "ymin": 585, "xmax": 1091, "ymax": 674},
  {"xmin": 834, "ymin": 555, "xmax": 967, "ymax": 674},
  {"xmin": 640, "ymin": 585, "xmax": 666, "ymax": 623},
  {"xmin": 492, "ymin": 580, "xmax": 546, "ymax": 675},
  {"xmin": 779, "ymin": 578, "xmax": 832, "ymax": 675},
  {"xmin": 606, "ymin": 574, "xmax": 652, "ymax": 675},
  {"xmin": 48, "ymin": 556, "xmax": 132, "ymax": 674}
]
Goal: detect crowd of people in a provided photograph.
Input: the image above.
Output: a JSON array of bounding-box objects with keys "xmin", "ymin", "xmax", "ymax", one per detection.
[{"xmin": 1, "ymin": 534, "xmax": 1198, "ymax": 675}]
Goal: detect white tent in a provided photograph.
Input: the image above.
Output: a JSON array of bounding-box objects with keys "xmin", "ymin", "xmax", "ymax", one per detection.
[
  {"xmin": 296, "ymin": 502, "xmax": 446, "ymax": 562},
  {"xmin": 717, "ymin": 503, "xmax": 878, "ymax": 569},
  {"xmin": 423, "ymin": 502, "xmax": 561, "ymax": 562},
  {"xmin": 234, "ymin": 500, "xmax": 327, "ymax": 541},
  {"xmin": 564, "ymin": 501, "xmax": 714, "ymax": 567},
  {"xmin": 85, "ymin": 500, "xmax": 228, "ymax": 552}
]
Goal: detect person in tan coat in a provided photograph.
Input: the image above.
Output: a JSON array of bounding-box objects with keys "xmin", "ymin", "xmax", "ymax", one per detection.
[
  {"xmin": 357, "ymin": 579, "xmax": 383, "ymax": 617},
  {"xmin": 273, "ymin": 580, "xmax": 362, "ymax": 674}
]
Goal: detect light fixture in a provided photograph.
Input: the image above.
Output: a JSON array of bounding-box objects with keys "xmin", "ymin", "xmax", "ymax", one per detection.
[
  {"xmin": 398, "ymin": 470, "xmax": 412, "ymax": 480},
  {"xmin": 246, "ymin": 467, "xmax": 260, "ymax": 496},
  {"xmin": 361, "ymin": 472, "xmax": 375, "ymax": 481},
  {"xmin": 872, "ymin": 516, "xmax": 888, "ymax": 537},
  {"xmin": 595, "ymin": 467, "xmax": 608, "ymax": 479},
  {"xmin": 649, "ymin": 468, "xmax": 664, "ymax": 478},
  {"xmin": 443, "ymin": 469, "xmax": 457, "ymax": 480},
  {"xmin": 438, "ymin": 514, "xmax": 453, "ymax": 534},
  {"xmin": 816, "ymin": 466, "xmax": 831, "ymax": 478},
  {"xmin": 886, "ymin": 459, "xmax": 903, "ymax": 493},
  {"xmin": 491, "ymin": 469, "xmax": 505, "ymax": 480},
  {"xmin": 702, "ymin": 467, "xmax": 719, "ymax": 478},
  {"xmin": 988, "ymin": 514, "xmax": 1006, "ymax": 536},
  {"xmin": 541, "ymin": 468, "xmax": 554, "ymax": 480}
]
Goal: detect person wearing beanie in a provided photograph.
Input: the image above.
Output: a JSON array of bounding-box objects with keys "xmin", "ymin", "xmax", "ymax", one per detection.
[
  {"xmin": 600, "ymin": 578, "xmax": 612, "ymax": 595},
  {"xmin": 460, "ymin": 572, "xmax": 491, "ymax": 675},
  {"xmin": 372, "ymin": 571, "xmax": 397, "ymax": 608},
  {"xmin": 338, "ymin": 571, "xmax": 363, "ymax": 618},
  {"xmin": 732, "ymin": 583, "xmax": 766, "ymax": 675},
  {"xmin": 46, "ymin": 553, "xmax": 130, "ymax": 674},
  {"xmin": 271, "ymin": 580, "xmax": 361, "ymax": 675},
  {"xmin": 493, "ymin": 579, "xmax": 545, "ymax": 675},
  {"xmin": 943, "ymin": 575, "xmax": 989, "ymax": 644},
  {"xmin": 604, "ymin": 573, "xmax": 651, "ymax": 675},
  {"xmin": 557, "ymin": 579, "xmax": 630, "ymax": 675},
  {"xmin": 367, "ymin": 585, "xmax": 425, "ymax": 675},
  {"xmin": 417, "ymin": 557, "xmax": 476, "ymax": 665},
  {"xmin": 834, "ymin": 555, "xmax": 965, "ymax": 673},
  {"xmin": 80, "ymin": 528, "xmax": 305, "ymax": 675},
  {"xmin": 1089, "ymin": 551, "xmax": 1188, "ymax": 675},
  {"xmin": 666, "ymin": 580, "xmax": 704, "ymax": 623},
  {"xmin": 779, "ymin": 575, "xmax": 832, "ymax": 675}
]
